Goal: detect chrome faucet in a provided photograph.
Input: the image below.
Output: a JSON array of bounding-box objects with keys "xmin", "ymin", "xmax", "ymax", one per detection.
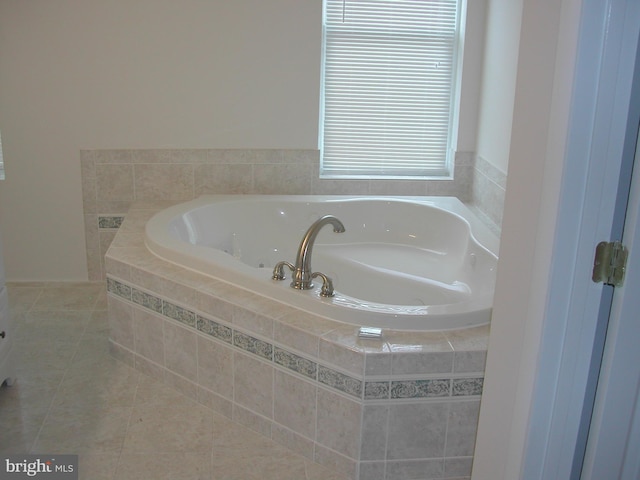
[{"xmin": 272, "ymin": 215, "xmax": 345, "ymax": 294}]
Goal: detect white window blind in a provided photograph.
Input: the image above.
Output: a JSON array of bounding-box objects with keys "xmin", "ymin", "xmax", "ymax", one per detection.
[{"xmin": 320, "ymin": 0, "xmax": 461, "ymax": 178}]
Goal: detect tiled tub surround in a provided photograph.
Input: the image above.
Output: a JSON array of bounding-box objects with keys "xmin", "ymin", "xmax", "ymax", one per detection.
[
  {"xmin": 82, "ymin": 149, "xmax": 482, "ymax": 281},
  {"xmin": 106, "ymin": 201, "xmax": 487, "ymax": 480},
  {"xmin": 470, "ymin": 155, "xmax": 507, "ymax": 230}
]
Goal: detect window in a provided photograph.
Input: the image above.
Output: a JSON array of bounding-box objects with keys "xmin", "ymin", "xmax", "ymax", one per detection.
[{"xmin": 319, "ymin": 0, "xmax": 462, "ymax": 178}]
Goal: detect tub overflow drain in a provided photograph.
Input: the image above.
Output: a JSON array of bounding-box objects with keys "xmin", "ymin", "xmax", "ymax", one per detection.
[{"xmin": 358, "ymin": 327, "xmax": 383, "ymax": 339}]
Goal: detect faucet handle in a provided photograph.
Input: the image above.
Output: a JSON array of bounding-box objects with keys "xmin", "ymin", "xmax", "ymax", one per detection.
[
  {"xmin": 272, "ymin": 261, "xmax": 295, "ymax": 281},
  {"xmin": 311, "ymin": 272, "xmax": 335, "ymax": 297}
]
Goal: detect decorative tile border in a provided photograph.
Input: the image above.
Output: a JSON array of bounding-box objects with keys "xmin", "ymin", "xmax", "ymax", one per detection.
[
  {"xmin": 197, "ymin": 316, "xmax": 233, "ymax": 344},
  {"xmin": 364, "ymin": 381, "xmax": 390, "ymax": 400},
  {"xmin": 274, "ymin": 347, "xmax": 317, "ymax": 380},
  {"xmin": 163, "ymin": 302, "xmax": 196, "ymax": 328},
  {"xmin": 318, "ymin": 365, "xmax": 363, "ymax": 398},
  {"xmin": 132, "ymin": 288, "xmax": 163, "ymax": 313},
  {"xmin": 107, "ymin": 276, "xmax": 484, "ymax": 401},
  {"xmin": 452, "ymin": 377, "xmax": 484, "ymax": 396},
  {"xmin": 234, "ymin": 331, "xmax": 273, "ymax": 361},
  {"xmin": 391, "ymin": 379, "xmax": 451, "ymax": 399},
  {"xmin": 98, "ymin": 215, "xmax": 125, "ymax": 229},
  {"xmin": 107, "ymin": 278, "xmax": 132, "ymax": 299}
]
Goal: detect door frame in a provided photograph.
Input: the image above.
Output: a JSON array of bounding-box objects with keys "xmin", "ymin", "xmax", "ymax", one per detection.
[
  {"xmin": 471, "ymin": 0, "xmax": 640, "ymax": 478},
  {"xmin": 525, "ymin": 1, "xmax": 640, "ymax": 478},
  {"xmin": 580, "ymin": 120, "xmax": 640, "ymax": 478}
]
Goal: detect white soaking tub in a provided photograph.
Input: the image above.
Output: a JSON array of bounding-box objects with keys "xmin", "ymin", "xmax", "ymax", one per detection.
[{"xmin": 144, "ymin": 195, "xmax": 499, "ymax": 331}]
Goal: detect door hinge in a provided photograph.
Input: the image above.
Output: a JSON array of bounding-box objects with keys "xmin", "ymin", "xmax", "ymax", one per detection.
[{"xmin": 592, "ymin": 241, "xmax": 628, "ymax": 287}]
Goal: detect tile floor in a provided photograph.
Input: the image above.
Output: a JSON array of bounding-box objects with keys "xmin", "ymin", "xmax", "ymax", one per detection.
[{"xmin": 0, "ymin": 282, "xmax": 349, "ymax": 479}]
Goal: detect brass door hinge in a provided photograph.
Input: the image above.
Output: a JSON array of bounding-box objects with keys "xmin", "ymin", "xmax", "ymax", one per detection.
[{"xmin": 592, "ymin": 241, "xmax": 628, "ymax": 287}]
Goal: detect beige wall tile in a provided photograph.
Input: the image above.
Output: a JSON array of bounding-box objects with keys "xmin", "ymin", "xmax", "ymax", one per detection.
[
  {"xmin": 314, "ymin": 443, "xmax": 358, "ymax": 479},
  {"xmin": 233, "ymin": 352, "xmax": 273, "ymax": 418},
  {"xmin": 133, "ymin": 354, "xmax": 165, "ymax": 382},
  {"xmin": 232, "ymin": 307, "xmax": 274, "ymax": 338},
  {"xmin": 197, "ymin": 335, "xmax": 233, "ymax": 399},
  {"xmin": 385, "ymin": 459, "xmax": 444, "ymax": 480},
  {"xmin": 271, "ymin": 424, "xmax": 315, "ymax": 460},
  {"xmin": 391, "ymin": 351, "xmax": 454, "ymax": 376},
  {"xmin": 444, "ymin": 457, "xmax": 474, "ymax": 478},
  {"xmin": 387, "ymin": 402, "xmax": 448, "ymax": 460},
  {"xmin": 361, "ymin": 405, "xmax": 389, "ymax": 461},
  {"xmin": 82, "ymin": 174, "xmax": 98, "ymax": 214},
  {"xmin": 274, "ymin": 320, "xmax": 322, "ymax": 358},
  {"xmin": 311, "ymin": 177, "xmax": 371, "ymax": 195},
  {"xmin": 196, "ymin": 290, "xmax": 235, "ymax": 323},
  {"xmin": 253, "ymin": 163, "xmax": 312, "ymax": 194},
  {"xmin": 194, "ymin": 163, "xmax": 253, "ymax": 195},
  {"xmin": 445, "ymin": 400, "xmax": 481, "ymax": 457},
  {"xmin": 358, "ymin": 462, "xmax": 385, "ymax": 480},
  {"xmin": 109, "ymin": 340, "xmax": 135, "ymax": 367},
  {"xmin": 319, "ymin": 327, "xmax": 366, "ymax": 376},
  {"xmin": 232, "ymin": 403, "xmax": 273, "ymax": 437},
  {"xmin": 368, "ymin": 179, "xmax": 428, "ymax": 196},
  {"xmin": 273, "ymin": 370, "xmax": 317, "ymax": 438},
  {"xmin": 133, "ymin": 164, "xmax": 194, "ymax": 201},
  {"xmin": 163, "ymin": 321, "xmax": 197, "ymax": 381},
  {"xmin": 84, "ymin": 215, "xmax": 101, "ymax": 280},
  {"xmin": 107, "ymin": 296, "xmax": 134, "ymax": 350},
  {"xmin": 316, "ymin": 388, "xmax": 362, "ymax": 460},
  {"xmin": 96, "ymin": 164, "xmax": 134, "ymax": 202},
  {"xmin": 133, "ymin": 308, "xmax": 165, "ymax": 365},
  {"xmin": 197, "ymin": 386, "xmax": 233, "ymax": 418},
  {"xmin": 163, "ymin": 370, "xmax": 198, "ymax": 401}
]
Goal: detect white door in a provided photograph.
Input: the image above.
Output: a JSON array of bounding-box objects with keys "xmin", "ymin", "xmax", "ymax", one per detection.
[{"xmin": 579, "ymin": 122, "xmax": 640, "ymax": 479}]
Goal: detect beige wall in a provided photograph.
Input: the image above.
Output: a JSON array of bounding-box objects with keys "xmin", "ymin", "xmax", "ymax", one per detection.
[
  {"xmin": 476, "ymin": 0, "xmax": 524, "ymax": 174},
  {"xmin": 464, "ymin": 0, "xmax": 523, "ymax": 228},
  {"xmin": 0, "ymin": 0, "xmax": 321, "ymax": 281},
  {"xmin": 0, "ymin": 0, "xmax": 487, "ymax": 281}
]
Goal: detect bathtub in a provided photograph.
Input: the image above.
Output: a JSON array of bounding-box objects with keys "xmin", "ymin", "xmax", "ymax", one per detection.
[{"xmin": 144, "ymin": 195, "xmax": 498, "ymax": 330}]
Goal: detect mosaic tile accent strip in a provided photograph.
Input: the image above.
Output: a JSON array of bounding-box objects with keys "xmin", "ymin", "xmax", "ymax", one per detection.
[
  {"xmin": 163, "ymin": 301, "xmax": 197, "ymax": 328},
  {"xmin": 318, "ymin": 365, "xmax": 362, "ymax": 398},
  {"xmin": 364, "ymin": 381, "xmax": 390, "ymax": 400},
  {"xmin": 132, "ymin": 288, "xmax": 163, "ymax": 313},
  {"xmin": 452, "ymin": 377, "xmax": 484, "ymax": 396},
  {"xmin": 98, "ymin": 215, "xmax": 125, "ymax": 229},
  {"xmin": 274, "ymin": 347, "xmax": 317, "ymax": 380},
  {"xmin": 197, "ymin": 315, "xmax": 233, "ymax": 344},
  {"xmin": 234, "ymin": 331, "xmax": 273, "ymax": 361},
  {"xmin": 106, "ymin": 277, "xmax": 484, "ymax": 402},
  {"xmin": 108, "ymin": 278, "xmax": 132, "ymax": 300},
  {"xmin": 390, "ymin": 379, "xmax": 451, "ymax": 399}
]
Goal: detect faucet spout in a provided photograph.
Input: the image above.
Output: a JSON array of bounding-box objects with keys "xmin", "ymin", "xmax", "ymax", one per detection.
[{"xmin": 291, "ymin": 215, "xmax": 345, "ymax": 290}]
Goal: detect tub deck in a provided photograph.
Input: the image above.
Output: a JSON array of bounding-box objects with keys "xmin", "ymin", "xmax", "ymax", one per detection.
[{"xmin": 106, "ymin": 199, "xmax": 489, "ymax": 480}]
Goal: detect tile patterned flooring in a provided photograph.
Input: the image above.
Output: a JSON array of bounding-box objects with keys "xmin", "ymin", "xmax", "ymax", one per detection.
[{"xmin": 0, "ymin": 282, "xmax": 349, "ymax": 479}]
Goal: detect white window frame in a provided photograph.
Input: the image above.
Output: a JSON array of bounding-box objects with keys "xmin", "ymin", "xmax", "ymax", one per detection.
[{"xmin": 319, "ymin": 0, "xmax": 464, "ymax": 179}]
